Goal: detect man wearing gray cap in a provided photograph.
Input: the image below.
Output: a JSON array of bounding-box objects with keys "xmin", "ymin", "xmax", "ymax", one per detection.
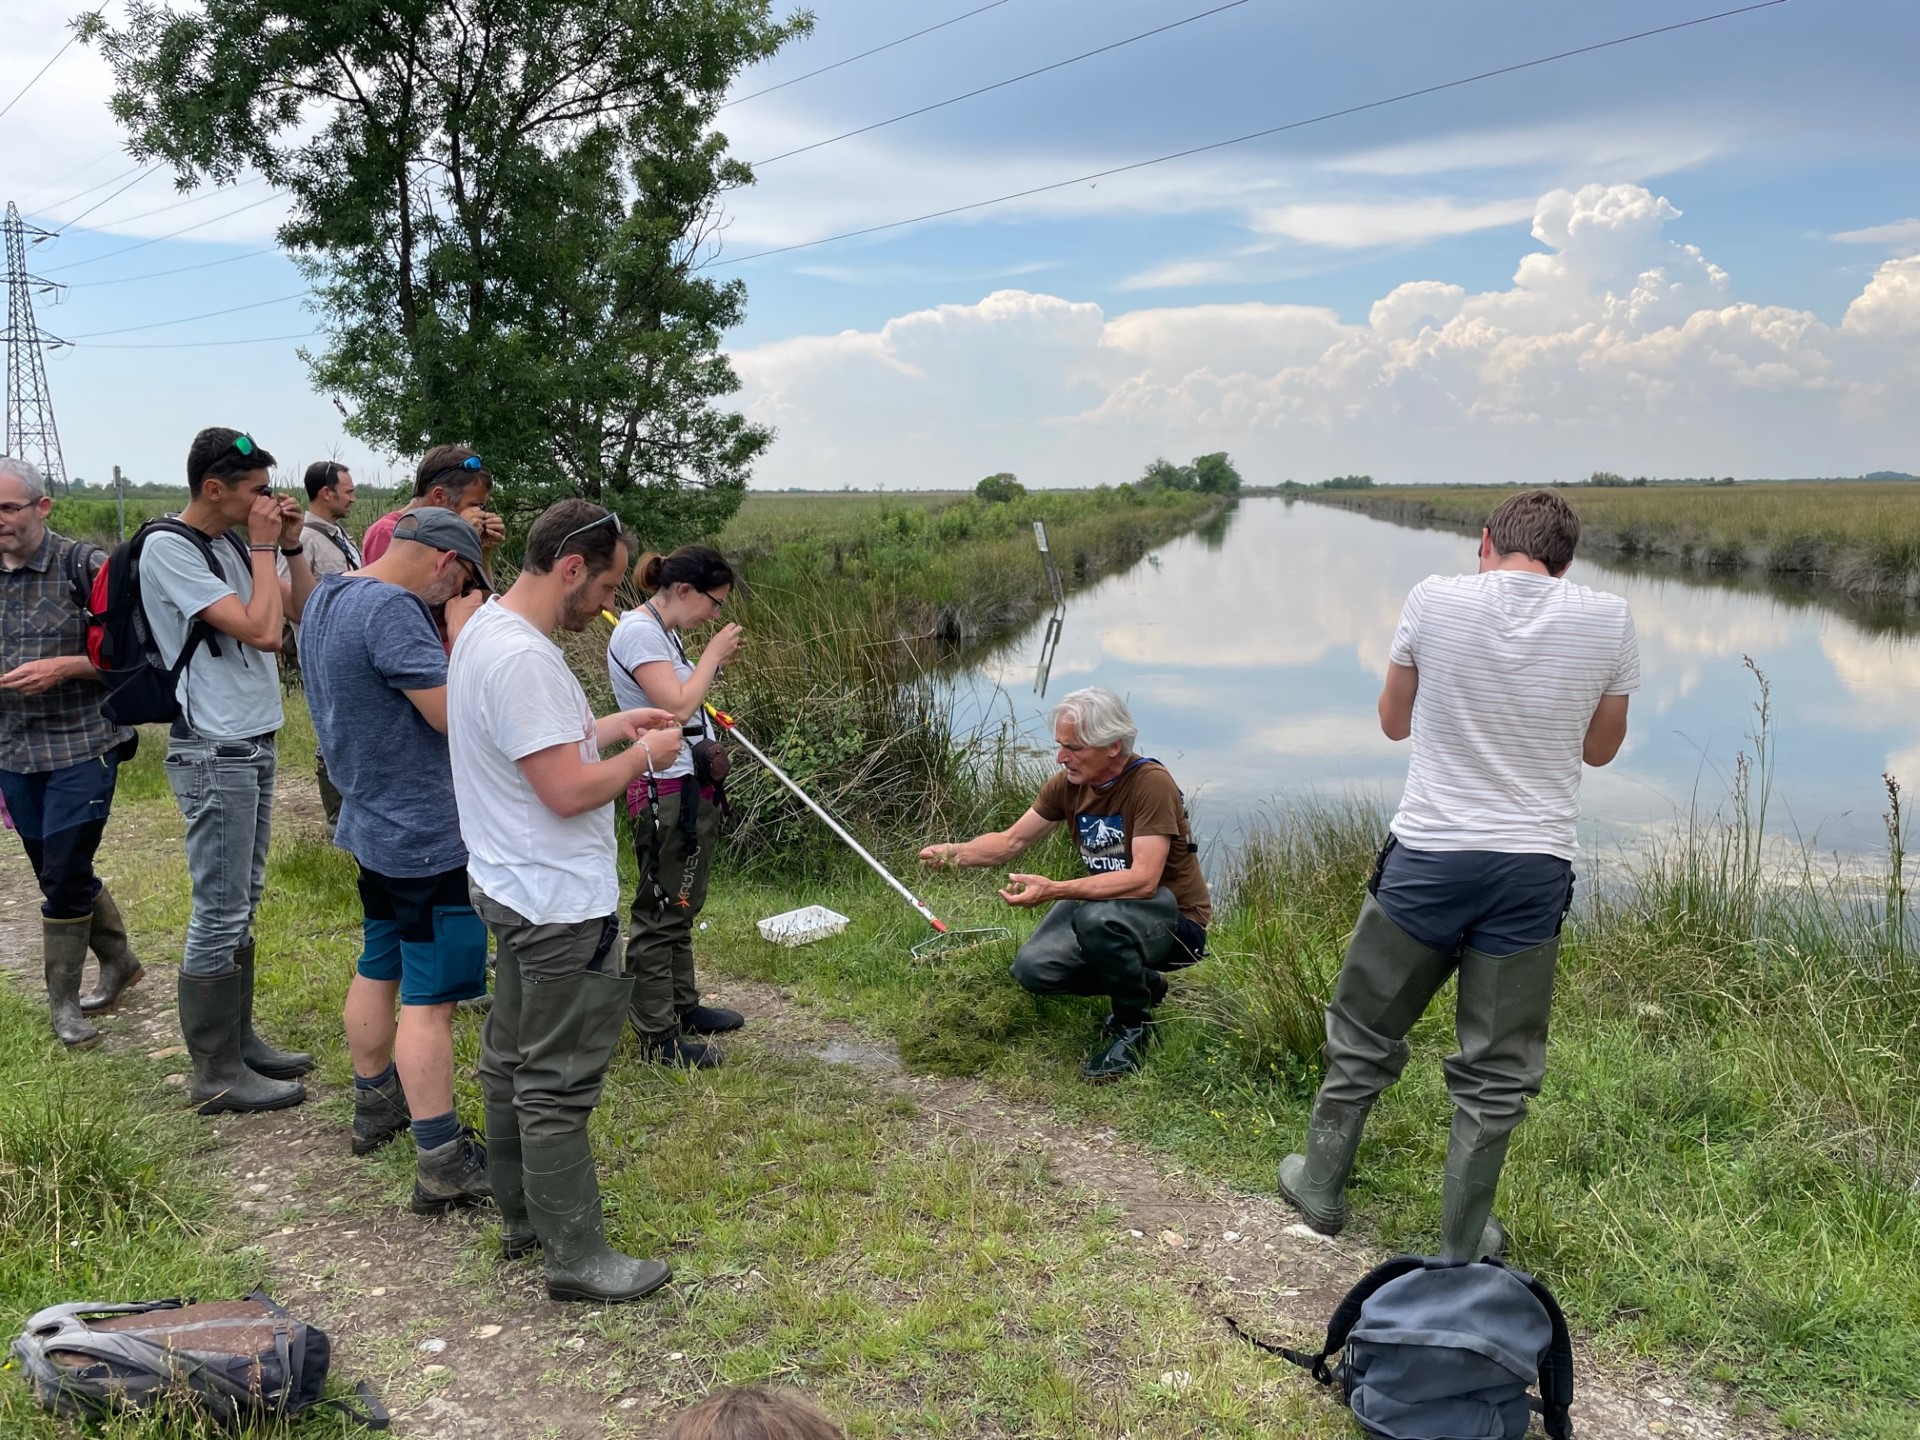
[{"xmin": 299, "ymin": 508, "xmax": 494, "ymax": 1215}]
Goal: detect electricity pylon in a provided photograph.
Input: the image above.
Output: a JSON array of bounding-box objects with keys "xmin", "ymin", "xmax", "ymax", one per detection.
[{"xmin": 2, "ymin": 201, "xmax": 69, "ymax": 493}]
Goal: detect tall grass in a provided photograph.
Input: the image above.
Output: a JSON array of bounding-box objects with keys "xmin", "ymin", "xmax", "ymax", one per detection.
[{"xmin": 1310, "ymin": 481, "xmax": 1920, "ymax": 600}]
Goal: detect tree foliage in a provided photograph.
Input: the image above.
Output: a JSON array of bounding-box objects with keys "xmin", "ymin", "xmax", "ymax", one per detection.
[
  {"xmin": 89, "ymin": 0, "xmax": 810, "ymax": 543},
  {"xmin": 974, "ymin": 472, "xmax": 1025, "ymax": 504},
  {"xmin": 1191, "ymin": 451, "xmax": 1241, "ymax": 494}
]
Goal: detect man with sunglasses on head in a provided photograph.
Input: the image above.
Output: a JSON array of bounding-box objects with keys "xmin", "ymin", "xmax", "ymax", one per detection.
[
  {"xmin": 360, "ymin": 444, "xmax": 505, "ymax": 567},
  {"xmin": 448, "ymin": 499, "xmax": 682, "ymax": 1303},
  {"xmin": 297, "ymin": 460, "xmax": 361, "ymax": 829},
  {"xmin": 299, "ymin": 509, "xmax": 494, "ymax": 1215},
  {"xmin": 144, "ymin": 427, "xmax": 317, "ymax": 1115}
]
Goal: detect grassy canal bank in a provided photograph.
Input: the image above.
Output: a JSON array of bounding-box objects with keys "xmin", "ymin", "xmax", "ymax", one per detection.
[
  {"xmin": 2, "ymin": 489, "xmax": 1917, "ymax": 1436},
  {"xmin": 1305, "ymin": 481, "xmax": 1920, "ymax": 606}
]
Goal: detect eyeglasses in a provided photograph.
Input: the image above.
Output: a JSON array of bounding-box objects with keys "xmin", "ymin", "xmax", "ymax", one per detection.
[
  {"xmin": 421, "ymin": 454, "xmax": 486, "ymax": 490},
  {"xmin": 0, "ymin": 501, "xmax": 39, "ymax": 518},
  {"xmin": 553, "ymin": 509, "xmax": 622, "ymax": 559},
  {"xmin": 701, "ymin": 588, "xmax": 726, "ymax": 611}
]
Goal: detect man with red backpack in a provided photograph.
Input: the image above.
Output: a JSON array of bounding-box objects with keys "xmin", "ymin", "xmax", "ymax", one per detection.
[
  {"xmin": 139, "ymin": 428, "xmax": 318, "ymax": 1115},
  {"xmin": 0, "ymin": 456, "xmax": 144, "ymax": 1049}
]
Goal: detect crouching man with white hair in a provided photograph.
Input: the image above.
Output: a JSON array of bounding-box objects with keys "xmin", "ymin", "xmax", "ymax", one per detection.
[{"xmin": 919, "ymin": 687, "xmax": 1211, "ymax": 1082}]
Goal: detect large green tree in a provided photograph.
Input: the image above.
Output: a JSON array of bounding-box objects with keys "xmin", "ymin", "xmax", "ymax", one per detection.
[{"xmin": 89, "ymin": 0, "xmax": 810, "ymax": 541}]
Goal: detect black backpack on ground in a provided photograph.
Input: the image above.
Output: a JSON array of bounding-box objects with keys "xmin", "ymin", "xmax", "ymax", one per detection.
[
  {"xmin": 1232, "ymin": 1255, "xmax": 1575, "ymax": 1440},
  {"xmin": 9, "ymin": 1292, "xmax": 387, "ymax": 1430},
  {"xmin": 86, "ymin": 517, "xmax": 249, "ymax": 727}
]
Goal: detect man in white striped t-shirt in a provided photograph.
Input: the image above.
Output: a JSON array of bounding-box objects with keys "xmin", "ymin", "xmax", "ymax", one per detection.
[{"xmin": 1280, "ymin": 489, "xmax": 1639, "ymax": 1263}]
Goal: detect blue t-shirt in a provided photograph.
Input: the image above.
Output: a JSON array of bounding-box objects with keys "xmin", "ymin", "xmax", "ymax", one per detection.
[{"xmin": 299, "ymin": 575, "xmax": 464, "ymax": 877}]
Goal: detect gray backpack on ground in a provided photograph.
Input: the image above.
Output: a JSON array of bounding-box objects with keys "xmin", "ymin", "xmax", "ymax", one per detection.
[
  {"xmin": 8, "ymin": 1292, "xmax": 387, "ymax": 1430},
  {"xmin": 1233, "ymin": 1255, "xmax": 1574, "ymax": 1440}
]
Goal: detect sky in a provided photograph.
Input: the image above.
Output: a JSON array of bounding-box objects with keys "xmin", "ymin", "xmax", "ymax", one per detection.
[{"xmin": 2, "ymin": 0, "xmax": 1918, "ymax": 493}]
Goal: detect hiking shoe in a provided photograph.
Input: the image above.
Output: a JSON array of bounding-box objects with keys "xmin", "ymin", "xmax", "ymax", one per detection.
[
  {"xmin": 1081, "ymin": 1015, "xmax": 1154, "ymax": 1084},
  {"xmin": 640, "ymin": 1032, "xmax": 723, "ymax": 1069},
  {"xmin": 679, "ymin": 1002, "xmax": 744, "ymax": 1035},
  {"xmin": 352, "ymin": 1071, "xmax": 412, "ymax": 1156},
  {"xmin": 410, "ymin": 1130, "xmax": 493, "ymax": 1215}
]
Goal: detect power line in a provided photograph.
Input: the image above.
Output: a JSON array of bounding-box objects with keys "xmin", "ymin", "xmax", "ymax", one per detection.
[
  {"xmin": 63, "ymin": 289, "xmax": 308, "ymax": 339},
  {"xmin": 74, "ymin": 330, "xmax": 315, "ymax": 351},
  {"xmin": 16, "ymin": 155, "xmax": 142, "ymax": 216},
  {"xmin": 41, "ymin": 191, "xmax": 283, "ymax": 273},
  {"xmin": 52, "ymin": 166, "xmax": 163, "ymax": 234},
  {"xmin": 753, "ymin": 0, "xmax": 1253, "ymax": 168},
  {"xmin": 723, "ymin": 0, "xmax": 1014, "ymax": 109},
  {"xmin": 63, "ymin": 247, "xmax": 279, "ymax": 288},
  {"xmin": 0, "ymin": 7, "xmax": 104, "ymax": 125},
  {"xmin": 722, "ymin": 0, "xmax": 1789, "ymax": 266},
  {"xmin": 64, "ymin": 174, "xmax": 264, "ymax": 235}
]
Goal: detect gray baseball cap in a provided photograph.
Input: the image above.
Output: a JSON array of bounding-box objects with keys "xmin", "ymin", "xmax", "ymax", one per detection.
[{"xmin": 392, "ymin": 508, "xmax": 493, "ymax": 591}]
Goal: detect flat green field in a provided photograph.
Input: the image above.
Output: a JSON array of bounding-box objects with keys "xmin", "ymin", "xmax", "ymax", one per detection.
[{"xmin": 1309, "ymin": 481, "xmax": 1920, "ymax": 599}]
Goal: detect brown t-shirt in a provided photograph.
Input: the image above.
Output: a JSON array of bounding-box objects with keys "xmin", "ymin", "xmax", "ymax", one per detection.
[{"xmin": 1033, "ymin": 758, "xmax": 1212, "ymax": 926}]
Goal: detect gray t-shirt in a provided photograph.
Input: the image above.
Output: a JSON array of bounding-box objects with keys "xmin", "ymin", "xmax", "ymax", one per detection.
[
  {"xmin": 607, "ymin": 606, "xmax": 695, "ymax": 779},
  {"xmin": 140, "ymin": 527, "xmax": 284, "ymax": 740},
  {"xmin": 299, "ymin": 574, "xmax": 463, "ymax": 878}
]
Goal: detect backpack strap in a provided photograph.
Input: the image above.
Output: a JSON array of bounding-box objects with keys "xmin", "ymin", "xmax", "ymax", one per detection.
[
  {"xmin": 1517, "ymin": 1271, "xmax": 1576, "ymax": 1440},
  {"xmin": 1225, "ymin": 1255, "xmax": 1430, "ymax": 1385},
  {"xmin": 316, "ymin": 1380, "xmax": 391, "ymax": 1431},
  {"xmin": 61, "ymin": 538, "xmax": 102, "ymax": 620}
]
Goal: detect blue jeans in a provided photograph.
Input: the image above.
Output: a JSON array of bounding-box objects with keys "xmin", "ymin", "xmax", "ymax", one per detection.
[{"xmin": 165, "ymin": 731, "xmax": 277, "ymax": 977}]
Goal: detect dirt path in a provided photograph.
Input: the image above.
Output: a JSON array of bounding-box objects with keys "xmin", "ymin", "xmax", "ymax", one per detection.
[{"xmin": 1, "ymin": 807, "xmax": 1752, "ymax": 1438}]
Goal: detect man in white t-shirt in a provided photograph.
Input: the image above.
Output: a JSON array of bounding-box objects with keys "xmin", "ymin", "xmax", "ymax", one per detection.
[
  {"xmin": 144, "ymin": 427, "xmax": 319, "ymax": 1117},
  {"xmin": 1279, "ymin": 489, "xmax": 1640, "ymax": 1263},
  {"xmin": 449, "ymin": 498, "xmax": 681, "ymax": 1305}
]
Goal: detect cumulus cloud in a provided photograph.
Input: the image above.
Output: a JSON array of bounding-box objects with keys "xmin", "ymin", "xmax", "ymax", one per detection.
[{"xmin": 732, "ymin": 183, "xmax": 1920, "ymax": 489}]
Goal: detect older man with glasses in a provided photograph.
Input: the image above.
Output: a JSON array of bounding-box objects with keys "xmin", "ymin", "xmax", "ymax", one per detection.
[
  {"xmin": 0, "ymin": 456, "xmax": 144, "ymax": 1049},
  {"xmin": 299, "ymin": 508, "xmax": 496, "ymax": 1215},
  {"xmin": 920, "ymin": 686, "xmax": 1212, "ymax": 1083}
]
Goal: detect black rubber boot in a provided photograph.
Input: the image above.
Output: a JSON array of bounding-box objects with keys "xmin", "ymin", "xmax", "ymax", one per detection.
[
  {"xmin": 1081, "ymin": 1014, "xmax": 1154, "ymax": 1084},
  {"xmin": 485, "ymin": 1102, "xmax": 538, "ymax": 1260},
  {"xmin": 523, "ymin": 1130, "xmax": 672, "ymax": 1303},
  {"xmin": 45, "ymin": 916, "xmax": 101, "ymax": 1049},
  {"xmin": 179, "ymin": 969, "xmax": 305, "ymax": 1115},
  {"xmin": 639, "ymin": 1028, "xmax": 723, "ymax": 1069},
  {"xmin": 679, "ymin": 1002, "xmax": 744, "ymax": 1035},
  {"xmin": 352, "ymin": 1070, "xmax": 412, "ymax": 1156},
  {"xmin": 410, "ymin": 1129, "xmax": 493, "ymax": 1215},
  {"xmin": 1277, "ymin": 1097, "xmax": 1370, "ymax": 1236},
  {"xmin": 80, "ymin": 886, "xmax": 145, "ymax": 1015},
  {"xmin": 234, "ymin": 939, "xmax": 313, "ymax": 1080}
]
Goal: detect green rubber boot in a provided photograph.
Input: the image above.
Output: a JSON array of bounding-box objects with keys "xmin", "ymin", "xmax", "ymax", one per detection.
[
  {"xmin": 234, "ymin": 939, "xmax": 313, "ymax": 1080},
  {"xmin": 523, "ymin": 1130, "xmax": 671, "ymax": 1303},
  {"xmin": 179, "ymin": 968, "xmax": 305, "ymax": 1115},
  {"xmin": 1439, "ymin": 1116, "xmax": 1514, "ymax": 1264},
  {"xmin": 44, "ymin": 916, "xmax": 101, "ymax": 1049},
  {"xmin": 80, "ymin": 886, "xmax": 145, "ymax": 1014},
  {"xmin": 1277, "ymin": 1097, "xmax": 1369, "ymax": 1235},
  {"xmin": 486, "ymin": 1102, "xmax": 538, "ymax": 1260}
]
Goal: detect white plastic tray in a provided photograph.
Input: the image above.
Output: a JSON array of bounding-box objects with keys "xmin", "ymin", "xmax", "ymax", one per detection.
[{"xmin": 756, "ymin": 905, "xmax": 851, "ymax": 947}]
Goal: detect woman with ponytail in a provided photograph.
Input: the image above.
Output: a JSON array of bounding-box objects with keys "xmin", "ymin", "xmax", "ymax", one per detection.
[{"xmin": 607, "ymin": 545, "xmax": 744, "ymax": 1067}]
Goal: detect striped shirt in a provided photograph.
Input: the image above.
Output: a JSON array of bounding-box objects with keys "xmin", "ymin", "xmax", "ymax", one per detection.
[{"xmin": 1387, "ymin": 570, "xmax": 1639, "ymax": 860}]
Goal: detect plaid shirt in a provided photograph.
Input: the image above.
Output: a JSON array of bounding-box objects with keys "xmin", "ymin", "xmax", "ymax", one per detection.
[{"xmin": 0, "ymin": 530, "xmax": 134, "ymax": 774}]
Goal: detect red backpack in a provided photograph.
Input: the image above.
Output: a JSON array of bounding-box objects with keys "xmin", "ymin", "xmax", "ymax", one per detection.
[{"xmin": 87, "ymin": 518, "xmax": 248, "ymax": 727}]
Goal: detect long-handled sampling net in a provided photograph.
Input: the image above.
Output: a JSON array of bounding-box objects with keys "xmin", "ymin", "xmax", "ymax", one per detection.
[{"xmin": 698, "ymin": 703, "xmax": 1010, "ymax": 961}]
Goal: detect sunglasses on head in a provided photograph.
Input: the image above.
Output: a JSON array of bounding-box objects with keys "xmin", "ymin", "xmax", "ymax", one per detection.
[
  {"xmin": 554, "ymin": 509, "xmax": 623, "ymax": 559},
  {"xmin": 422, "ymin": 454, "xmax": 486, "ymax": 490}
]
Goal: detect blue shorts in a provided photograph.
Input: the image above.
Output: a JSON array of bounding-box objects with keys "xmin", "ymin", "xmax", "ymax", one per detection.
[
  {"xmin": 0, "ymin": 750, "xmax": 121, "ymax": 840},
  {"xmin": 1371, "ymin": 836, "xmax": 1574, "ymax": 957},
  {"xmin": 355, "ymin": 864, "xmax": 488, "ymax": 1006}
]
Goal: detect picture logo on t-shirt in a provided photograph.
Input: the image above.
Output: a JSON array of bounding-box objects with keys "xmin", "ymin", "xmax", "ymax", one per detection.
[{"xmin": 1076, "ymin": 813, "xmax": 1128, "ymax": 873}]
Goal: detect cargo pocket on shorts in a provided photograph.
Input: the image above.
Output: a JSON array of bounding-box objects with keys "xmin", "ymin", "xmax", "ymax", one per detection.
[{"xmin": 432, "ymin": 905, "xmax": 491, "ymax": 1000}]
